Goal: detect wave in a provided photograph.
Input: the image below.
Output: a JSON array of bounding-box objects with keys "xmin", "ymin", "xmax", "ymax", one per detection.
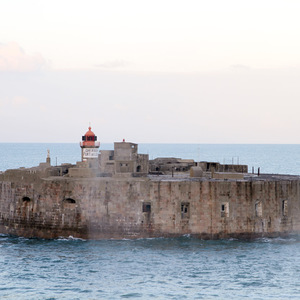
[
  {"xmin": 56, "ymin": 235, "xmax": 86, "ymax": 242},
  {"xmin": 254, "ymin": 235, "xmax": 300, "ymax": 244}
]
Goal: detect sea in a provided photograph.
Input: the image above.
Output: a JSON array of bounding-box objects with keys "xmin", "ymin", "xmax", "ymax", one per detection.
[{"xmin": 0, "ymin": 143, "xmax": 300, "ymax": 299}]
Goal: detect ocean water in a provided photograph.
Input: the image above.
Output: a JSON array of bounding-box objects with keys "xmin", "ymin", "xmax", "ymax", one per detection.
[
  {"xmin": 0, "ymin": 143, "xmax": 300, "ymax": 299},
  {"xmin": 0, "ymin": 235, "xmax": 299, "ymax": 299}
]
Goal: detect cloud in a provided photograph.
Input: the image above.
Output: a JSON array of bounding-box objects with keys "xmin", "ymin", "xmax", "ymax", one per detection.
[
  {"xmin": 113, "ymin": 103, "xmax": 128, "ymax": 111},
  {"xmin": 39, "ymin": 104, "xmax": 47, "ymax": 112},
  {"xmin": 0, "ymin": 42, "xmax": 47, "ymax": 72},
  {"xmin": 230, "ymin": 64, "xmax": 251, "ymax": 71},
  {"xmin": 12, "ymin": 96, "xmax": 29, "ymax": 107},
  {"xmin": 94, "ymin": 59, "xmax": 131, "ymax": 69}
]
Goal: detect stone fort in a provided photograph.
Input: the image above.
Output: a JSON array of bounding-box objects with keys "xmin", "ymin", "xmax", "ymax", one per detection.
[{"xmin": 0, "ymin": 126, "xmax": 299, "ymax": 239}]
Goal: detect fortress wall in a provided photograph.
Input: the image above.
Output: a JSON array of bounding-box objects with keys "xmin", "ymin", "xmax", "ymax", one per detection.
[
  {"xmin": 72, "ymin": 178, "xmax": 152, "ymax": 238},
  {"xmin": 0, "ymin": 178, "xmax": 88, "ymax": 239},
  {"xmin": 149, "ymin": 179, "xmax": 300, "ymax": 238},
  {"xmin": 0, "ymin": 176, "xmax": 300, "ymax": 239}
]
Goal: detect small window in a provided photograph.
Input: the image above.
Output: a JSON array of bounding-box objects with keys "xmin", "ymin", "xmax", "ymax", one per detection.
[
  {"xmin": 181, "ymin": 202, "xmax": 190, "ymax": 219},
  {"xmin": 282, "ymin": 200, "xmax": 288, "ymax": 217},
  {"xmin": 221, "ymin": 203, "xmax": 229, "ymax": 217},
  {"xmin": 142, "ymin": 202, "xmax": 151, "ymax": 213},
  {"xmin": 255, "ymin": 201, "xmax": 262, "ymax": 217},
  {"xmin": 64, "ymin": 198, "xmax": 76, "ymax": 204},
  {"xmin": 136, "ymin": 165, "xmax": 141, "ymax": 172},
  {"xmin": 22, "ymin": 196, "xmax": 31, "ymax": 202}
]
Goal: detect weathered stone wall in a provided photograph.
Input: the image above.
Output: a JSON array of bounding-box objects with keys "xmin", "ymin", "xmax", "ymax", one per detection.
[
  {"xmin": 136, "ymin": 154, "xmax": 149, "ymax": 174},
  {"xmin": 0, "ymin": 173, "xmax": 299, "ymax": 239},
  {"xmin": 99, "ymin": 145, "xmax": 148, "ymax": 176},
  {"xmin": 114, "ymin": 142, "xmax": 137, "ymax": 160},
  {"xmin": 149, "ymin": 157, "xmax": 195, "ymax": 173},
  {"xmin": 199, "ymin": 162, "xmax": 248, "ymax": 173},
  {"xmin": 99, "ymin": 150, "xmax": 115, "ymax": 174}
]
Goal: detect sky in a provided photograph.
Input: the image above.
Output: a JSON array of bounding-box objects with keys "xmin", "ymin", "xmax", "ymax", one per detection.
[{"xmin": 1, "ymin": 0, "xmax": 300, "ymax": 143}]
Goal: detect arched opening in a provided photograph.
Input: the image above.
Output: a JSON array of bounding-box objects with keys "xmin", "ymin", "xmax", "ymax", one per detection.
[
  {"xmin": 22, "ymin": 196, "xmax": 31, "ymax": 202},
  {"xmin": 136, "ymin": 165, "xmax": 141, "ymax": 172},
  {"xmin": 64, "ymin": 198, "xmax": 76, "ymax": 204},
  {"xmin": 62, "ymin": 169, "xmax": 69, "ymax": 175}
]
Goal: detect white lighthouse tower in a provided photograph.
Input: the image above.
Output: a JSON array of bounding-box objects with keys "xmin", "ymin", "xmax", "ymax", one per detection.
[{"xmin": 80, "ymin": 126, "xmax": 100, "ymax": 168}]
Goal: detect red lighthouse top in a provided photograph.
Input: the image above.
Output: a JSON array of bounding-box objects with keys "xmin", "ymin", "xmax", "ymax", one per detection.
[{"xmin": 80, "ymin": 126, "xmax": 100, "ymax": 148}]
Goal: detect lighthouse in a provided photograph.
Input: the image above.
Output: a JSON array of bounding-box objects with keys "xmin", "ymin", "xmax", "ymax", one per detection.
[{"xmin": 80, "ymin": 126, "xmax": 100, "ymax": 167}]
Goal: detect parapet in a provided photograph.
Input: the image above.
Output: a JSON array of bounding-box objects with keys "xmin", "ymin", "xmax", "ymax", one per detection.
[
  {"xmin": 211, "ymin": 172, "xmax": 244, "ymax": 180},
  {"xmin": 149, "ymin": 157, "xmax": 196, "ymax": 174},
  {"xmin": 199, "ymin": 162, "xmax": 248, "ymax": 173}
]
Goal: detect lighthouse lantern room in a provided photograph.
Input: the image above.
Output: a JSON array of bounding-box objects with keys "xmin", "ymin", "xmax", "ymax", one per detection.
[{"xmin": 80, "ymin": 126, "xmax": 100, "ymax": 163}]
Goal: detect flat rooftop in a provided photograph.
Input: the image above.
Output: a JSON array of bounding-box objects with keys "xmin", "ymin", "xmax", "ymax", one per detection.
[{"xmin": 148, "ymin": 173, "xmax": 300, "ymax": 182}]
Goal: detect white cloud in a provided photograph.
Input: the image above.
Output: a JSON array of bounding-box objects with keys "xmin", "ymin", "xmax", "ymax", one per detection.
[
  {"xmin": 113, "ymin": 103, "xmax": 128, "ymax": 112},
  {"xmin": 94, "ymin": 60, "xmax": 131, "ymax": 69},
  {"xmin": 230, "ymin": 64, "xmax": 251, "ymax": 71},
  {"xmin": 39, "ymin": 104, "xmax": 47, "ymax": 112},
  {"xmin": 0, "ymin": 42, "xmax": 47, "ymax": 72},
  {"xmin": 12, "ymin": 96, "xmax": 29, "ymax": 107}
]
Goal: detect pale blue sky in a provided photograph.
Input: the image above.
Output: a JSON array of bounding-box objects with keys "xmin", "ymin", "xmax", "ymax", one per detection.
[{"xmin": 1, "ymin": 0, "xmax": 300, "ymax": 143}]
